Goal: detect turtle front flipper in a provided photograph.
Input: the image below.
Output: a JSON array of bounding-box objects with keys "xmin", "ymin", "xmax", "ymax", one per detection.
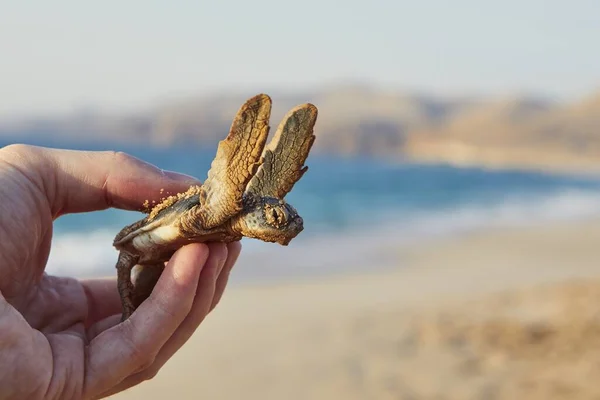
[
  {"xmin": 198, "ymin": 94, "xmax": 272, "ymax": 229},
  {"xmin": 245, "ymin": 103, "xmax": 318, "ymax": 199}
]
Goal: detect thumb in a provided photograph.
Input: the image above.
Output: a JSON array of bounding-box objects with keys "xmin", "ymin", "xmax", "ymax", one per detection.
[{"xmin": 1, "ymin": 144, "xmax": 200, "ymax": 217}]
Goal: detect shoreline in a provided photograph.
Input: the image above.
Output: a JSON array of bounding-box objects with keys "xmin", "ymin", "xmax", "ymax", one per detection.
[
  {"xmin": 111, "ymin": 216, "xmax": 600, "ymax": 400},
  {"xmin": 228, "ymin": 212, "xmax": 600, "ymax": 288},
  {"xmin": 48, "ymin": 190, "xmax": 600, "ymax": 284}
]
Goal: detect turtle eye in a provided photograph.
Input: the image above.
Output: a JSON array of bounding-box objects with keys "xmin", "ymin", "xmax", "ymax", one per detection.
[
  {"xmin": 264, "ymin": 206, "xmax": 279, "ymax": 226},
  {"xmin": 264, "ymin": 204, "xmax": 290, "ymax": 227}
]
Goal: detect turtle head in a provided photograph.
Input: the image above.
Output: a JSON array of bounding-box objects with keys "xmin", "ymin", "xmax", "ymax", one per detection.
[{"xmin": 234, "ymin": 196, "xmax": 304, "ymax": 245}]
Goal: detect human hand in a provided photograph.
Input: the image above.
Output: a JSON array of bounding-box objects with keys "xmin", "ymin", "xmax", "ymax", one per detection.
[{"xmin": 0, "ymin": 144, "xmax": 241, "ymax": 400}]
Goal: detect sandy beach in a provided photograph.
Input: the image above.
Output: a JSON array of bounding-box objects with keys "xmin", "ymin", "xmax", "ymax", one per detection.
[{"xmin": 111, "ymin": 218, "xmax": 600, "ymax": 400}]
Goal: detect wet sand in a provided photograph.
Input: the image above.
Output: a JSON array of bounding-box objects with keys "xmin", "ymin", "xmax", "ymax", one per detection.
[{"xmin": 111, "ymin": 218, "xmax": 600, "ymax": 400}]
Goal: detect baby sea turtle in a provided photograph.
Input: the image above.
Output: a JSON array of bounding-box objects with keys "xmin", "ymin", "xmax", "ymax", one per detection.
[{"xmin": 112, "ymin": 94, "xmax": 318, "ymax": 320}]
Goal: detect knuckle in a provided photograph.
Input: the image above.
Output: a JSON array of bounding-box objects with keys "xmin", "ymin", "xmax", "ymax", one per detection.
[
  {"xmin": 2, "ymin": 143, "xmax": 33, "ymax": 156},
  {"xmin": 104, "ymin": 150, "xmax": 134, "ymax": 164},
  {"xmin": 0, "ymin": 143, "xmax": 39, "ymax": 164},
  {"xmin": 0, "ymin": 144, "xmax": 49, "ymax": 196},
  {"xmin": 139, "ymin": 365, "xmax": 162, "ymax": 382}
]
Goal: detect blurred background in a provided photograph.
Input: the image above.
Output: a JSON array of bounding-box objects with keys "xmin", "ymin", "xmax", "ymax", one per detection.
[{"xmin": 3, "ymin": 1, "xmax": 600, "ymax": 399}]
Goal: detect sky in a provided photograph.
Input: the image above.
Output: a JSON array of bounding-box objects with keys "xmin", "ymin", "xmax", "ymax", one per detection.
[{"xmin": 1, "ymin": 0, "xmax": 599, "ymax": 118}]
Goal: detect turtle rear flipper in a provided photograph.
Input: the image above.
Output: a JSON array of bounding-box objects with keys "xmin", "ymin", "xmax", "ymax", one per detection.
[
  {"xmin": 198, "ymin": 94, "xmax": 272, "ymax": 229},
  {"xmin": 245, "ymin": 103, "xmax": 317, "ymax": 199}
]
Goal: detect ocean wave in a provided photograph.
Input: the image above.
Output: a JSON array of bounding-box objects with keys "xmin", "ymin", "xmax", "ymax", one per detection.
[{"xmin": 45, "ymin": 189, "xmax": 600, "ymax": 281}]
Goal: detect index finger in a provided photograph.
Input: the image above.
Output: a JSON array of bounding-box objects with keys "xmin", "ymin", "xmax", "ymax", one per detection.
[{"xmin": 1, "ymin": 144, "xmax": 200, "ymax": 216}]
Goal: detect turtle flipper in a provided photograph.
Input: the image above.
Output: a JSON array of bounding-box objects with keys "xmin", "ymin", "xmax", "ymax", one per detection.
[
  {"xmin": 245, "ymin": 103, "xmax": 318, "ymax": 199},
  {"xmin": 198, "ymin": 94, "xmax": 272, "ymax": 229},
  {"xmin": 116, "ymin": 251, "xmax": 140, "ymax": 321}
]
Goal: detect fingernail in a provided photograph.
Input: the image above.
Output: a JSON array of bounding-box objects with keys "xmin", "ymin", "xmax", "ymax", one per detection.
[{"xmin": 163, "ymin": 170, "xmax": 202, "ymax": 184}]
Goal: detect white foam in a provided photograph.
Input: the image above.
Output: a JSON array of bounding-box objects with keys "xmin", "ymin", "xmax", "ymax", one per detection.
[
  {"xmin": 45, "ymin": 189, "xmax": 600, "ymax": 281},
  {"xmin": 46, "ymin": 229, "xmax": 118, "ymax": 278}
]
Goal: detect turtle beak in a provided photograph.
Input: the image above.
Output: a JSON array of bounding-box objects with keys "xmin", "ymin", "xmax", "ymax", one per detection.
[{"xmin": 277, "ymin": 216, "xmax": 304, "ymax": 246}]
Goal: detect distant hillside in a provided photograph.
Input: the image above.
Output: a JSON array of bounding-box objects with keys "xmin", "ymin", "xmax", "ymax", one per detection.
[
  {"xmin": 404, "ymin": 93, "xmax": 600, "ymax": 173},
  {"xmin": 1, "ymin": 85, "xmax": 600, "ymax": 174},
  {"xmin": 0, "ymin": 86, "xmax": 469, "ymax": 153}
]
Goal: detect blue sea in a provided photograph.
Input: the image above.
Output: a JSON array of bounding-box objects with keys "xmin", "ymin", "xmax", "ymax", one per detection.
[{"xmin": 6, "ymin": 139, "xmax": 600, "ymax": 284}]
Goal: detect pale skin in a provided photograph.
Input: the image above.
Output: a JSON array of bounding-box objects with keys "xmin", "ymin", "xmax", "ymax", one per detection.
[{"xmin": 0, "ymin": 144, "xmax": 241, "ymax": 400}]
